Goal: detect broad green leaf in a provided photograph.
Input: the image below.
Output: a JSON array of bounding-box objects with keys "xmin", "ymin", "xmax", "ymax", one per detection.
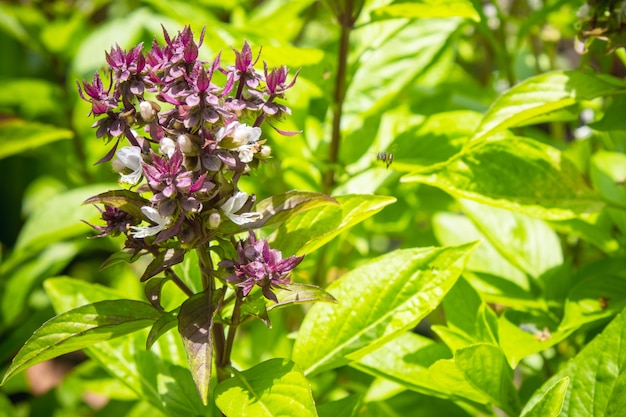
[
  {"xmin": 371, "ymin": 0, "xmax": 480, "ymax": 21},
  {"xmin": 0, "ymin": 79, "xmax": 65, "ymax": 120},
  {"xmin": 1, "ymin": 242, "xmax": 80, "ymax": 325},
  {"xmin": 520, "ymin": 377, "xmax": 569, "ymax": 417},
  {"xmin": 590, "ymin": 151, "xmax": 626, "ymax": 208},
  {"xmin": 430, "ymin": 344, "xmax": 520, "ymax": 416},
  {"xmin": 403, "ymin": 136, "xmax": 603, "ymax": 220},
  {"xmin": 1, "ymin": 299, "xmax": 160, "ymax": 384},
  {"xmin": 433, "ymin": 212, "xmax": 535, "ymax": 307},
  {"xmin": 387, "ymin": 110, "xmax": 481, "ymax": 171},
  {"xmin": 44, "ymin": 278, "xmax": 210, "ymax": 417},
  {"xmin": 341, "ymin": 18, "xmax": 461, "ymax": 162},
  {"xmin": 215, "ymin": 358, "xmax": 317, "ymax": 417},
  {"xmin": 471, "ymin": 71, "xmax": 626, "ymax": 143},
  {"xmin": 352, "ymin": 332, "xmax": 452, "ymax": 398},
  {"xmin": 247, "ymin": 190, "xmax": 338, "ymax": 229},
  {"xmin": 271, "ymin": 194, "xmax": 396, "ymax": 256},
  {"xmin": 15, "ymin": 184, "xmax": 116, "ymax": 251},
  {"xmin": 525, "ymin": 307, "xmax": 626, "ymax": 416},
  {"xmin": 561, "ymin": 274, "xmax": 626, "ymax": 331},
  {"xmin": 178, "ymin": 289, "xmax": 214, "ymax": 405},
  {"xmin": 432, "ymin": 278, "xmax": 499, "ymax": 352},
  {"xmin": 292, "ymin": 242, "xmax": 476, "ymax": 375},
  {"xmin": 0, "ymin": 119, "xmax": 73, "ymax": 159},
  {"xmin": 459, "ymin": 199, "xmax": 563, "ymax": 278}
]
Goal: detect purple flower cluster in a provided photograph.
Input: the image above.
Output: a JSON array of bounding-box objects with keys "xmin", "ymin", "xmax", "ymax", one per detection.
[
  {"xmin": 221, "ymin": 232, "xmax": 304, "ymax": 302},
  {"xmin": 80, "ymin": 25, "xmax": 303, "ymax": 298}
]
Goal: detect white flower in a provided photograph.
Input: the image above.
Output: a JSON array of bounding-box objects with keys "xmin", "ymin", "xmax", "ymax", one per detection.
[
  {"xmin": 221, "ymin": 192, "xmax": 262, "ymax": 225},
  {"xmin": 139, "ymin": 101, "xmax": 156, "ymax": 122},
  {"xmin": 130, "ymin": 206, "xmax": 170, "ymax": 238},
  {"xmin": 216, "ymin": 122, "xmax": 262, "ymax": 163},
  {"xmin": 160, "ymin": 137, "xmax": 176, "ymax": 158},
  {"xmin": 116, "ymin": 146, "xmax": 143, "ymax": 184}
]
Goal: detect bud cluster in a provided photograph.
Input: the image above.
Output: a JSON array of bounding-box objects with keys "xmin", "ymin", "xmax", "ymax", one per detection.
[{"xmin": 79, "ymin": 25, "xmax": 302, "ymax": 300}]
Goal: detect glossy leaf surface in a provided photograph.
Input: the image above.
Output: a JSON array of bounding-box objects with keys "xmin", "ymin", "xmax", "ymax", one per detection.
[{"xmin": 293, "ymin": 242, "xmax": 476, "ymax": 375}]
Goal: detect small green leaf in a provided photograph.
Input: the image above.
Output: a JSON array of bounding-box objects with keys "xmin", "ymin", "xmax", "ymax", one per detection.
[
  {"xmin": 215, "ymin": 358, "xmax": 317, "ymax": 417},
  {"xmin": 0, "ymin": 119, "xmax": 72, "ymax": 159},
  {"xmin": 526, "ymin": 307, "xmax": 626, "ymax": 416},
  {"xmin": 140, "ymin": 248, "xmax": 185, "ymax": 282},
  {"xmin": 83, "ymin": 189, "xmax": 152, "ymax": 220},
  {"xmin": 430, "ymin": 344, "xmax": 521, "ymax": 415},
  {"xmin": 403, "ymin": 136, "xmax": 603, "ymax": 220},
  {"xmin": 268, "ymin": 283, "xmax": 337, "ymax": 311},
  {"xmin": 144, "ymin": 276, "xmax": 171, "ymax": 311},
  {"xmin": 1, "ymin": 299, "xmax": 160, "ymax": 384},
  {"xmin": 318, "ymin": 395, "xmax": 361, "ymax": 417},
  {"xmin": 146, "ymin": 309, "xmax": 179, "ymax": 350},
  {"xmin": 292, "ymin": 242, "xmax": 476, "ymax": 375},
  {"xmin": 178, "ymin": 289, "xmax": 214, "ymax": 405},
  {"xmin": 471, "ymin": 71, "xmax": 626, "ymax": 143},
  {"xmin": 371, "ymin": 0, "xmax": 480, "ymax": 22},
  {"xmin": 434, "ymin": 278, "xmax": 500, "ymax": 351},
  {"xmin": 520, "ymin": 377, "xmax": 569, "ymax": 417}
]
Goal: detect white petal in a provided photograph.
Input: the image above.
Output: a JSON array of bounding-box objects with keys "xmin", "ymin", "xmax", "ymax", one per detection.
[
  {"xmin": 116, "ymin": 146, "xmax": 142, "ymax": 170},
  {"xmin": 221, "ymin": 192, "xmax": 248, "ymax": 214},
  {"xmin": 141, "ymin": 206, "xmax": 169, "ymax": 226}
]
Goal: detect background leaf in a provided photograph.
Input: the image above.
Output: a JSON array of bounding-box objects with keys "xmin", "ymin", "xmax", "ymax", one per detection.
[
  {"xmin": 2, "ymin": 299, "xmax": 160, "ymax": 384},
  {"xmin": 403, "ymin": 136, "xmax": 603, "ymax": 220},
  {"xmin": 215, "ymin": 358, "xmax": 317, "ymax": 417}
]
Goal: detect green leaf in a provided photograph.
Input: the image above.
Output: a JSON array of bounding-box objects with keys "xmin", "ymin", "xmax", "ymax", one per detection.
[
  {"xmin": 215, "ymin": 358, "xmax": 317, "ymax": 417},
  {"xmin": 267, "ymin": 283, "xmax": 337, "ymax": 311},
  {"xmin": 247, "ymin": 190, "xmax": 338, "ymax": 229},
  {"xmin": 470, "ymin": 71, "xmax": 626, "ymax": 143},
  {"xmin": 371, "ymin": 0, "xmax": 480, "ymax": 22},
  {"xmin": 83, "ymin": 189, "xmax": 152, "ymax": 220},
  {"xmin": 430, "ymin": 344, "xmax": 520, "ymax": 415},
  {"xmin": 590, "ymin": 151, "xmax": 626, "ymax": 208},
  {"xmin": 44, "ymin": 278, "xmax": 210, "ymax": 417},
  {"xmin": 520, "ymin": 377, "xmax": 569, "ymax": 417},
  {"xmin": 146, "ymin": 309, "xmax": 179, "ymax": 350},
  {"xmin": 178, "ymin": 289, "xmax": 214, "ymax": 405},
  {"xmin": 459, "ymin": 199, "xmax": 563, "ymax": 278},
  {"xmin": 1, "ymin": 242, "xmax": 80, "ymax": 326},
  {"xmin": 561, "ymin": 274, "xmax": 626, "ymax": 331},
  {"xmin": 352, "ymin": 332, "xmax": 452, "ymax": 398},
  {"xmin": 403, "ymin": 136, "xmax": 603, "ymax": 220},
  {"xmin": 525, "ymin": 307, "xmax": 626, "ymax": 416},
  {"xmin": 433, "ymin": 211, "xmax": 535, "ymax": 307},
  {"xmin": 433, "ymin": 278, "xmax": 499, "ymax": 352},
  {"xmin": 0, "ymin": 80, "xmax": 65, "ymax": 120},
  {"xmin": 292, "ymin": 242, "xmax": 476, "ymax": 375},
  {"xmin": 1, "ymin": 299, "xmax": 160, "ymax": 384},
  {"xmin": 317, "ymin": 395, "xmax": 361, "ymax": 417},
  {"xmin": 0, "ymin": 119, "xmax": 72, "ymax": 159},
  {"xmin": 272, "ymin": 194, "xmax": 396, "ymax": 256},
  {"xmin": 15, "ymin": 184, "xmax": 117, "ymax": 252}
]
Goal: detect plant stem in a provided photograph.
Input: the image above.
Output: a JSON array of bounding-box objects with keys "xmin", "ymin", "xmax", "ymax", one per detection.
[
  {"xmin": 166, "ymin": 268, "xmax": 194, "ymax": 297},
  {"xmin": 322, "ymin": 0, "xmax": 358, "ymax": 194},
  {"xmin": 222, "ymin": 290, "xmax": 243, "ymax": 369}
]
